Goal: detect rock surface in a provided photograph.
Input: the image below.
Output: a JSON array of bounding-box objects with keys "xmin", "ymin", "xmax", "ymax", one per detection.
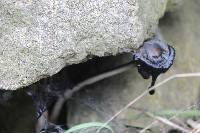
[{"xmin": 0, "ymin": 0, "xmax": 169, "ymax": 90}]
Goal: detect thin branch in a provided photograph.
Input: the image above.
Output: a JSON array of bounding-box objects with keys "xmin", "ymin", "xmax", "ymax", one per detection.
[
  {"xmin": 151, "ymin": 115, "xmax": 190, "ymax": 132},
  {"xmin": 96, "ymin": 72, "xmax": 200, "ymax": 133},
  {"xmin": 50, "ymin": 62, "xmax": 135, "ymax": 121},
  {"xmin": 187, "ymin": 119, "xmax": 200, "ymax": 133},
  {"xmin": 140, "ymin": 101, "xmax": 200, "ymax": 133},
  {"xmin": 140, "ymin": 121, "xmax": 158, "ymax": 133},
  {"xmin": 187, "ymin": 119, "xmax": 200, "ymax": 129},
  {"xmin": 131, "ymin": 107, "xmax": 191, "ymax": 133}
]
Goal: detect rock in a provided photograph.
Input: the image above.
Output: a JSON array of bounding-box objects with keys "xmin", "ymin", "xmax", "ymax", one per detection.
[
  {"xmin": 0, "ymin": 0, "xmax": 170, "ymax": 90},
  {"xmin": 166, "ymin": 0, "xmax": 185, "ymax": 12}
]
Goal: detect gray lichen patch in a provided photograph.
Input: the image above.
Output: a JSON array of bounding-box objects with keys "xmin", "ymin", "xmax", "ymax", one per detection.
[{"xmin": 0, "ymin": 0, "xmax": 177, "ymax": 90}]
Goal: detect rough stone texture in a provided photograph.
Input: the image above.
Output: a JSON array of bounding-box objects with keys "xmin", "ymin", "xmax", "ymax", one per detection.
[
  {"xmin": 166, "ymin": 0, "xmax": 184, "ymax": 12},
  {"xmin": 0, "ymin": 0, "xmax": 169, "ymax": 90},
  {"xmin": 67, "ymin": 0, "xmax": 200, "ymax": 132}
]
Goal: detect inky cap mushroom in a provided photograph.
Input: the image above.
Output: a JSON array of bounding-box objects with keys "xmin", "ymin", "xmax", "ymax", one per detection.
[{"xmin": 133, "ymin": 36, "xmax": 175, "ymax": 95}]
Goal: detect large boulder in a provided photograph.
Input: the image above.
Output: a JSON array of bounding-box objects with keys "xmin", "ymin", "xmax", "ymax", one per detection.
[{"xmin": 0, "ymin": 0, "xmax": 170, "ymax": 90}]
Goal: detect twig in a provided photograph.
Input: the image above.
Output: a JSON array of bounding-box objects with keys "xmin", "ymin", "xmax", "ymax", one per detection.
[
  {"xmin": 187, "ymin": 119, "xmax": 200, "ymax": 133},
  {"xmin": 151, "ymin": 115, "xmax": 190, "ymax": 132},
  {"xmin": 96, "ymin": 72, "xmax": 200, "ymax": 133},
  {"xmin": 187, "ymin": 119, "xmax": 200, "ymax": 128},
  {"xmin": 140, "ymin": 101, "xmax": 200, "ymax": 133},
  {"xmin": 140, "ymin": 121, "xmax": 158, "ymax": 133},
  {"xmin": 131, "ymin": 107, "xmax": 191, "ymax": 133},
  {"xmin": 50, "ymin": 62, "xmax": 135, "ymax": 121}
]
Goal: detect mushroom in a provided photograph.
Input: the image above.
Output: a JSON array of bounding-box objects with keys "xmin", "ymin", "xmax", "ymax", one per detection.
[{"xmin": 133, "ymin": 36, "xmax": 175, "ymax": 94}]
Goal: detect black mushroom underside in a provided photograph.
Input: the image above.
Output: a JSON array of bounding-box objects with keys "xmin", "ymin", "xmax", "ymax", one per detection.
[{"xmin": 133, "ymin": 36, "xmax": 176, "ymax": 94}]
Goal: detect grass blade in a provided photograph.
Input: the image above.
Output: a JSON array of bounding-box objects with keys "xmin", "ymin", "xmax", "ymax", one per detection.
[{"xmin": 65, "ymin": 122, "xmax": 114, "ymax": 133}]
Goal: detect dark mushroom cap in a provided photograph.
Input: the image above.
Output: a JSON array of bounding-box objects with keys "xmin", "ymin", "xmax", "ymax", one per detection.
[
  {"xmin": 133, "ymin": 37, "xmax": 175, "ymax": 71},
  {"xmin": 133, "ymin": 36, "xmax": 175, "ymax": 94}
]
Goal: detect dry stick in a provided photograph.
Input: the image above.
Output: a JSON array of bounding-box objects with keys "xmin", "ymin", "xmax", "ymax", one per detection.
[
  {"xmin": 152, "ymin": 116, "xmax": 190, "ymax": 132},
  {"xmin": 193, "ymin": 127, "xmax": 200, "ymax": 133},
  {"xmin": 50, "ymin": 62, "xmax": 135, "ymax": 121},
  {"xmin": 131, "ymin": 107, "xmax": 190, "ymax": 132},
  {"xmin": 194, "ymin": 129, "xmax": 200, "ymax": 133},
  {"xmin": 142, "ymin": 111, "xmax": 191, "ymax": 133},
  {"xmin": 132, "ymin": 107, "xmax": 190, "ymax": 132},
  {"xmin": 140, "ymin": 102, "xmax": 200, "ymax": 133},
  {"xmin": 140, "ymin": 121, "xmax": 158, "ymax": 133},
  {"xmin": 187, "ymin": 119, "xmax": 200, "ymax": 133},
  {"xmin": 96, "ymin": 72, "xmax": 200, "ymax": 133},
  {"xmin": 130, "ymin": 107, "xmax": 160, "ymax": 133}
]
